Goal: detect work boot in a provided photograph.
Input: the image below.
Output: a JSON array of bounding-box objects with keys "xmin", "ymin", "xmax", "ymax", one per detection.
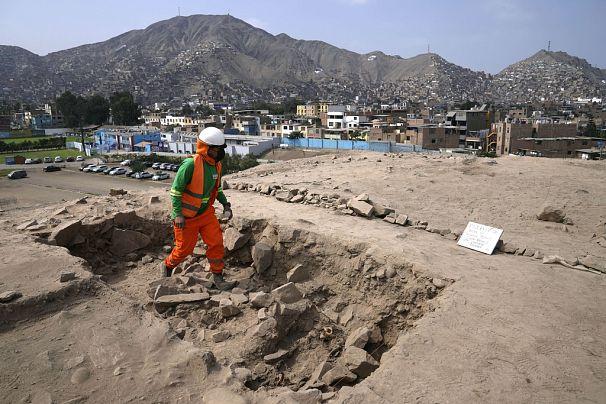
[
  {"xmin": 160, "ymin": 261, "xmax": 172, "ymax": 278},
  {"xmin": 210, "ymin": 273, "xmax": 235, "ymax": 291}
]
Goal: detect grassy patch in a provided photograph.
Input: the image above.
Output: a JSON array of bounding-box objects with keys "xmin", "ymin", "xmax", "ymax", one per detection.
[
  {"xmin": 0, "ymin": 149, "xmax": 86, "ymax": 160},
  {"xmin": 1, "ymin": 136, "xmax": 47, "ymax": 143},
  {"xmin": 0, "ymin": 168, "xmax": 14, "ymax": 177},
  {"xmin": 2, "ymin": 135, "xmax": 93, "ymax": 144}
]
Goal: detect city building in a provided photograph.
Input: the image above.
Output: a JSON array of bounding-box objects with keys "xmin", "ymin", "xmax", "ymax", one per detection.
[{"xmin": 94, "ymin": 126, "xmax": 162, "ymax": 152}]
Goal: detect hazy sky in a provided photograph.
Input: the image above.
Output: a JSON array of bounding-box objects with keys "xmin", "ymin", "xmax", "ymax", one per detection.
[{"xmin": 1, "ymin": 0, "xmax": 604, "ymax": 74}]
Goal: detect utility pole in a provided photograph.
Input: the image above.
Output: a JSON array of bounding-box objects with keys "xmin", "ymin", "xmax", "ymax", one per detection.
[{"xmin": 548, "ymin": 40, "xmax": 551, "ymax": 52}]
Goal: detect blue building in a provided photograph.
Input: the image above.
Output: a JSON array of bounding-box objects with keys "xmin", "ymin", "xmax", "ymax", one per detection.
[{"xmin": 95, "ymin": 126, "xmax": 162, "ymax": 153}]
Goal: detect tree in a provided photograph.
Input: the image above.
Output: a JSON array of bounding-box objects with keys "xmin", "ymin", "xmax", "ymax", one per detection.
[
  {"xmin": 56, "ymin": 91, "xmax": 86, "ymax": 127},
  {"xmin": 85, "ymin": 94, "xmax": 110, "ymax": 125},
  {"xmin": 288, "ymin": 131, "xmax": 303, "ymax": 139},
  {"xmin": 181, "ymin": 104, "xmax": 194, "ymax": 116},
  {"xmin": 195, "ymin": 104, "xmax": 215, "ymax": 117},
  {"xmin": 110, "ymin": 91, "xmax": 141, "ymax": 125}
]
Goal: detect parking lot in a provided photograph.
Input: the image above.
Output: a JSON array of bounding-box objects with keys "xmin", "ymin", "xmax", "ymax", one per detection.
[{"xmin": 0, "ymin": 165, "xmax": 172, "ymax": 211}]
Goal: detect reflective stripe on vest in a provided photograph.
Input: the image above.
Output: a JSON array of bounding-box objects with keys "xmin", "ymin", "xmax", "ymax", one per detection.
[{"xmin": 180, "ymin": 155, "xmax": 222, "ymax": 218}]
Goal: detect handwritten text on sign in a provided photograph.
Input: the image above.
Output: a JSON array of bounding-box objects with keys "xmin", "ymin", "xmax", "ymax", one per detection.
[{"xmin": 457, "ymin": 222, "xmax": 503, "ymax": 255}]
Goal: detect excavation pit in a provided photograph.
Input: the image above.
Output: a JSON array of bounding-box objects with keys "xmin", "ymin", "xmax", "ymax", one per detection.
[{"xmin": 59, "ymin": 211, "xmax": 449, "ymax": 396}]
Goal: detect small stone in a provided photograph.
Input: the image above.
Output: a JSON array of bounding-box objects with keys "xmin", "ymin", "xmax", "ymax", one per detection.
[
  {"xmin": 250, "ymin": 291, "xmax": 273, "ymax": 308},
  {"xmin": 54, "ymin": 207, "xmax": 68, "ymax": 216},
  {"xmin": 211, "ymin": 330, "xmax": 231, "ymax": 343},
  {"xmin": 252, "ymin": 242, "xmax": 273, "ymax": 273},
  {"xmin": 354, "ymin": 193, "xmax": 370, "ymax": 202},
  {"xmin": 383, "ymin": 213, "xmax": 396, "ymax": 224},
  {"xmin": 113, "ymin": 367, "xmax": 123, "ymax": 376},
  {"xmin": 368, "ymin": 325, "xmax": 383, "ymax": 344},
  {"xmin": 220, "ymin": 299, "xmax": 241, "ymax": 318},
  {"xmin": 109, "ymin": 188, "xmax": 127, "ymax": 196},
  {"xmin": 224, "ymin": 228, "xmax": 252, "ymax": 251},
  {"xmin": 141, "ymin": 255, "xmax": 154, "ymax": 264},
  {"xmin": 395, "ymin": 214, "xmax": 408, "ymax": 225},
  {"xmin": 347, "ymin": 199, "xmax": 374, "ymax": 218},
  {"xmin": 321, "ymin": 364, "xmax": 357, "ymax": 385},
  {"xmin": 385, "ymin": 265, "xmax": 397, "ymax": 278},
  {"xmin": 252, "ymin": 317, "xmax": 278, "ymax": 338},
  {"xmin": 345, "ymin": 327, "xmax": 371, "ymax": 349},
  {"xmin": 233, "ymin": 367, "xmax": 252, "ymax": 383},
  {"xmin": 230, "ymin": 293, "xmax": 249, "ymax": 306},
  {"xmin": 59, "ymin": 272, "xmax": 76, "ymax": 283},
  {"xmin": 162, "ymin": 245, "xmax": 172, "ymax": 253},
  {"xmin": 257, "ymin": 308, "xmax": 269, "ymax": 321},
  {"xmin": 339, "ymin": 346, "xmax": 379, "ymax": 377},
  {"xmin": 432, "ymin": 278, "xmax": 447, "ymax": 288},
  {"xmin": 290, "ymin": 194, "xmax": 304, "ymax": 203},
  {"xmin": 272, "ymin": 282, "xmax": 303, "ymax": 304},
  {"xmin": 263, "ymin": 349, "xmax": 289, "ymax": 363},
  {"xmin": 70, "ymin": 367, "xmax": 91, "ymax": 384},
  {"xmin": 0, "ymin": 290, "xmax": 22, "ymax": 303},
  {"xmin": 286, "ymin": 264, "xmax": 309, "ymax": 283},
  {"xmin": 537, "ymin": 205, "xmax": 565, "ymax": 223}
]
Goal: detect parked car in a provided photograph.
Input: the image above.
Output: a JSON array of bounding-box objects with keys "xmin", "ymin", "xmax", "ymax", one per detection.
[
  {"xmin": 75, "ymin": 155, "xmax": 84, "ymax": 162},
  {"xmin": 143, "ymin": 161, "xmax": 154, "ymax": 167},
  {"xmin": 159, "ymin": 163, "xmax": 169, "ymax": 170},
  {"xmin": 125, "ymin": 169, "xmax": 136, "ymax": 177},
  {"xmin": 43, "ymin": 165, "xmax": 61, "ymax": 172},
  {"xmin": 120, "ymin": 159, "xmax": 131, "ymax": 166},
  {"xmin": 135, "ymin": 171, "xmax": 153, "ymax": 179},
  {"xmin": 25, "ymin": 158, "xmax": 34, "ymax": 164},
  {"xmin": 66, "ymin": 156, "xmax": 75, "ymax": 162},
  {"xmin": 8, "ymin": 170, "xmax": 27, "ymax": 179},
  {"xmin": 54, "ymin": 156, "xmax": 64, "ymax": 163},
  {"xmin": 43, "ymin": 157, "xmax": 52, "ymax": 163},
  {"xmin": 92, "ymin": 165, "xmax": 108, "ymax": 173},
  {"xmin": 109, "ymin": 167, "xmax": 127, "ymax": 176},
  {"xmin": 152, "ymin": 172, "xmax": 170, "ymax": 181},
  {"xmin": 152, "ymin": 162, "xmax": 161, "ymax": 169},
  {"xmin": 279, "ymin": 144, "xmax": 290, "ymax": 149},
  {"xmin": 102, "ymin": 167, "xmax": 114, "ymax": 175},
  {"xmin": 81, "ymin": 164, "xmax": 95, "ymax": 172}
]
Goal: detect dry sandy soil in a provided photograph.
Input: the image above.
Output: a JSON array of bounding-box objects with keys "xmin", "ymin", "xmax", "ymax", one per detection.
[{"xmin": 0, "ymin": 151, "xmax": 605, "ymax": 403}]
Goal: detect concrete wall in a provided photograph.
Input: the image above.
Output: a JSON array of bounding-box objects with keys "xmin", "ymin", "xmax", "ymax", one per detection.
[{"xmin": 281, "ymin": 137, "xmax": 421, "ymax": 153}]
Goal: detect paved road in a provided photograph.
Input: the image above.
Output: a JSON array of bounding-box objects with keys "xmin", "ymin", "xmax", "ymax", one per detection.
[{"xmin": 0, "ymin": 167, "xmax": 170, "ymax": 211}]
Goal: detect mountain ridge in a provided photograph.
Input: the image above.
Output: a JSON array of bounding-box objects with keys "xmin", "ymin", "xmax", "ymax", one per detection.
[{"xmin": 1, "ymin": 14, "xmax": 604, "ymax": 104}]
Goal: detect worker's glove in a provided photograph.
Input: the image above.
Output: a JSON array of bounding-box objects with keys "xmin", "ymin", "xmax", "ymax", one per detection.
[
  {"xmin": 221, "ymin": 203, "xmax": 233, "ymax": 222},
  {"xmin": 174, "ymin": 215, "xmax": 185, "ymax": 229}
]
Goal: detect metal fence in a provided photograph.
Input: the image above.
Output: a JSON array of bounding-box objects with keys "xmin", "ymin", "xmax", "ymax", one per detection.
[{"xmin": 280, "ymin": 138, "xmax": 423, "ymax": 153}]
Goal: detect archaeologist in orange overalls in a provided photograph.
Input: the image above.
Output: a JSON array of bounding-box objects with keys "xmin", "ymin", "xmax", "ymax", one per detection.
[{"xmin": 162, "ymin": 127, "xmax": 235, "ymax": 290}]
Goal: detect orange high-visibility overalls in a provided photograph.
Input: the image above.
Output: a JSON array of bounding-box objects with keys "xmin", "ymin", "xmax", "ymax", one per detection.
[{"xmin": 164, "ymin": 155, "xmax": 224, "ymax": 273}]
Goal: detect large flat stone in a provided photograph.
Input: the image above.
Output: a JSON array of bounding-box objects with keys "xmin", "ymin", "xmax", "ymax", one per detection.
[{"xmin": 109, "ymin": 228, "xmax": 151, "ymax": 257}]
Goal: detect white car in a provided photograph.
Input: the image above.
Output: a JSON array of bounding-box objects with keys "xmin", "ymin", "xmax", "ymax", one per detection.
[
  {"xmin": 135, "ymin": 171, "xmax": 153, "ymax": 180},
  {"xmin": 279, "ymin": 144, "xmax": 290, "ymax": 149},
  {"xmin": 82, "ymin": 165, "xmax": 96, "ymax": 172},
  {"xmin": 54, "ymin": 156, "xmax": 64, "ymax": 163},
  {"xmin": 120, "ymin": 159, "xmax": 131, "ymax": 166},
  {"xmin": 109, "ymin": 167, "xmax": 127, "ymax": 176},
  {"xmin": 25, "ymin": 158, "xmax": 34, "ymax": 164},
  {"xmin": 76, "ymin": 155, "xmax": 84, "ymax": 162},
  {"xmin": 152, "ymin": 172, "xmax": 170, "ymax": 181},
  {"xmin": 92, "ymin": 165, "xmax": 108, "ymax": 173}
]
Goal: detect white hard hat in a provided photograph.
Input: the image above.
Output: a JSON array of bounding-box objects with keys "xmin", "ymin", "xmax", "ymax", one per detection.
[{"xmin": 198, "ymin": 127, "xmax": 225, "ymax": 146}]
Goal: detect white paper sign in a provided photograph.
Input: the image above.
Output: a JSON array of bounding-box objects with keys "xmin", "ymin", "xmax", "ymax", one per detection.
[{"xmin": 457, "ymin": 221, "xmax": 503, "ymax": 255}]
